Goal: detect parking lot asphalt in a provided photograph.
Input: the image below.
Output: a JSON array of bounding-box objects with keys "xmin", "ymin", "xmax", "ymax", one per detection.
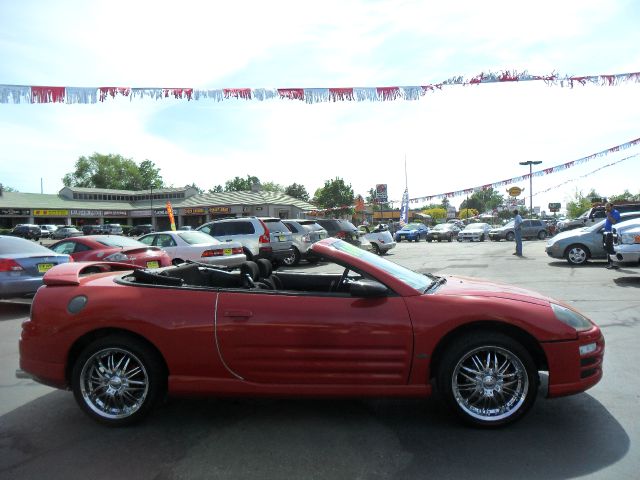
[{"xmin": 1, "ymin": 238, "xmax": 639, "ymax": 480}]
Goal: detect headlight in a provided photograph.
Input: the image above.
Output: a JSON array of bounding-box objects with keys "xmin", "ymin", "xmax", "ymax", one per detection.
[
  {"xmin": 551, "ymin": 304, "xmax": 593, "ymax": 331},
  {"xmin": 620, "ymin": 233, "xmax": 640, "ymax": 245},
  {"xmin": 104, "ymin": 252, "xmax": 130, "ymax": 262}
]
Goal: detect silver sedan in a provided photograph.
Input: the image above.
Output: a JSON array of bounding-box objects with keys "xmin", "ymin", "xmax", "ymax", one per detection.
[{"xmin": 545, "ymin": 212, "xmax": 640, "ymax": 265}]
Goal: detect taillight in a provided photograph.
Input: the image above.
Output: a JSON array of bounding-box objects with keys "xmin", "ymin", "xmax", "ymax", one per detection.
[
  {"xmin": 202, "ymin": 249, "xmax": 223, "ymax": 257},
  {"xmin": 335, "ymin": 231, "xmax": 346, "ymax": 239},
  {"xmin": 0, "ymin": 258, "xmax": 24, "ymax": 272},
  {"xmin": 258, "ymin": 219, "xmax": 271, "ymax": 244},
  {"xmin": 232, "ymin": 247, "xmax": 243, "ymax": 254}
]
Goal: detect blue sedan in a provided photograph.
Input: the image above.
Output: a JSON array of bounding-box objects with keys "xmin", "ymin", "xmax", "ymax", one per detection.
[
  {"xmin": 0, "ymin": 235, "xmax": 72, "ymax": 299},
  {"xmin": 394, "ymin": 223, "xmax": 429, "ymax": 242}
]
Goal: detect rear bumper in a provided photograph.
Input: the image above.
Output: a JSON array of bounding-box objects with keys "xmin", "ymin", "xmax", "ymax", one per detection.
[
  {"xmin": 200, "ymin": 253, "xmax": 247, "ymax": 268},
  {"xmin": 258, "ymin": 247, "xmax": 294, "ymax": 261},
  {"xmin": 0, "ymin": 276, "xmax": 43, "ymax": 299}
]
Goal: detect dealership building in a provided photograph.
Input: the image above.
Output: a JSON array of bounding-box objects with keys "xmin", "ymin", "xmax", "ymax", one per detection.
[{"xmin": 0, "ymin": 184, "xmax": 316, "ymax": 230}]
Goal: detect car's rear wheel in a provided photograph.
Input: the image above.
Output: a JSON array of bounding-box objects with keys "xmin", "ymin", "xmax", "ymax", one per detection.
[
  {"xmin": 282, "ymin": 247, "xmax": 301, "ymax": 266},
  {"xmin": 537, "ymin": 230, "xmax": 547, "ymax": 240},
  {"xmin": 448, "ymin": 235, "xmax": 453, "ymax": 242},
  {"xmin": 72, "ymin": 335, "xmax": 165, "ymax": 426},
  {"xmin": 437, "ymin": 332, "xmax": 538, "ymax": 428},
  {"xmin": 565, "ymin": 244, "xmax": 589, "ymax": 265},
  {"xmin": 506, "ymin": 232, "xmax": 515, "ymax": 242}
]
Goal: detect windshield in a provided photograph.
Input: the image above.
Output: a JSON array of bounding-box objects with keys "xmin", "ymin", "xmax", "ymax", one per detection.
[
  {"xmin": 178, "ymin": 231, "xmax": 220, "ymax": 245},
  {"xmin": 432, "ymin": 224, "xmax": 446, "ymax": 231},
  {"xmin": 401, "ymin": 224, "xmax": 421, "ymax": 231},
  {"xmin": 96, "ymin": 236, "xmax": 148, "ymax": 248},
  {"xmin": 465, "ymin": 223, "xmax": 487, "ymax": 230},
  {"xmin": 1, "ymin": 237, "xmax": 55, "ymax": 255},
  {"xmin": 331, "ymin": 240, "xmax": 431, "ymax": 292},
  {"xmin": 502, "ymin": 221, "xmax": 514, "ymax": 228}
]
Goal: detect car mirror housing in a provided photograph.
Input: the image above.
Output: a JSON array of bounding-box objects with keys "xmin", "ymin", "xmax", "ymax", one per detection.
[{"xmin": 350, "ymin": 279, "xmax": 388, "ymax": 298}]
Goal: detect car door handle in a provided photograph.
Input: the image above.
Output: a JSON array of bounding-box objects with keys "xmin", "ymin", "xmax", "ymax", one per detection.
[{"xmin": 223, "ymin": 310, "xmax": 253, "ymax": 318}]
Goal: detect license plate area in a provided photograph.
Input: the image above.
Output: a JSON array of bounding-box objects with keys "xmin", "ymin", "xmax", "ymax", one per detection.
[
  {"xmin": 146, "ymin": 261, "xmax": 159, "ymax": 269},
  {"xmin": 37, "ymin": 263, "xmax": 54, "ymax": 273}
]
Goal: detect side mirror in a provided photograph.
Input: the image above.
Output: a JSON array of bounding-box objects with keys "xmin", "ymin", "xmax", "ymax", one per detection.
[{"xmin": 350, "ymin": 279, "xmax": 388, "ymax": 298}]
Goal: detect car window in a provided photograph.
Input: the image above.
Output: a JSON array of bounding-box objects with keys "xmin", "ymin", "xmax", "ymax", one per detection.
[
  {"xmin": 138, "ymin": 235, "xmax": 155, "ymax": 246},
  {"xmin": 178, "ymin": 231, "xmax": 219, "ymax": 245},
  {"xmin": 74, "ymin": 243, "xmax": 91, "ymax": 253},
  {"xmin": 96, "ymin": 237, "xmax": 148, "ymax": 248},
  {"xmin": 339, "ymin": 221, "xmax": 358, "ymax": 230},
  {"xmin": 50, "ymin": 241, "xmax": 75, "ymax": 255},
  {"xmin": 156, "ymin": 234, "xmax": 177, "ymax": 247},
  {"xmin": 283, "ymin": 222, "xmax": 298, "ymax": 233},
  {"xmin": 263, "ymin": 219, "xmax": 289, "ymax": 232},
  {"xmin": 199, "ymin": 224, "xmax": 212, "ymax": 235}
]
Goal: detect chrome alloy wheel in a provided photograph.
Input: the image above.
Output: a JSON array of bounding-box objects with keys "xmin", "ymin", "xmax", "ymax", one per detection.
[
  {"xmin": 452, "ymin": 346, "xmax": 529, "ymax": 422},
  {"xmin": 567, "ymin": 246, "xmax": 588, "ymax": 265},
  {"xmin": 79, "ymin": 347, "xmax": 149, "ymax": 420}
]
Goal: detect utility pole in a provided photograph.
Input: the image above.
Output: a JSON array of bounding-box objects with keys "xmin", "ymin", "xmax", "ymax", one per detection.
[{"xmin": 519, "ymin": 160, "xmax": 542, "ymax": 216}]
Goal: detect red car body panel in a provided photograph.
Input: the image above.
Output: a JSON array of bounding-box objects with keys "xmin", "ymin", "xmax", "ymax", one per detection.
[
  {"xmin": 49, "ymin": 236, "xmax": 171, "ymax": 268},
  {"xmin": 20, "ymin": 239, "xmax": 604, "ymax": 404}
]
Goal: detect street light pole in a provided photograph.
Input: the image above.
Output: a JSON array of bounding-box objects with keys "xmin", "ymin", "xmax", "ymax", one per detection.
[
  {"xmin": 519, "ymin": 160, "xmax": 542, "ymax": 216},
  {"xmin": 150, "ymin": 185, "xmax": 154, "ymax": 229}
]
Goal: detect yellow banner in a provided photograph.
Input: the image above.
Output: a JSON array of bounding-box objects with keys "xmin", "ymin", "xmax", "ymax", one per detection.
[{"xmin": 33, "ymin": 209, "xmax": 69, "ymax": 216}]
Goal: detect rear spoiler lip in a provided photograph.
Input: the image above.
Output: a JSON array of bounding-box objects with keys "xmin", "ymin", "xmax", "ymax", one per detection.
[{"xmin": 43, "ymin": 261, "xmax": 141, "ymax": 286}]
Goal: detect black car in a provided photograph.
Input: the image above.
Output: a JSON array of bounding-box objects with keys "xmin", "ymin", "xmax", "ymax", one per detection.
[
  {"xmin": 129, "ymin": 224, "xmax": 154, "ymax": 236},
  {"xmin": 10, "ymin": 224, "xmax": 41, "ymax": 241},
  {"xmin": 82, "ymin": 224, "xmax": 105, "ymax": 235},
  {"xmin": 315, "ymin": 219, "xmax": 362, "ymax": 247}
]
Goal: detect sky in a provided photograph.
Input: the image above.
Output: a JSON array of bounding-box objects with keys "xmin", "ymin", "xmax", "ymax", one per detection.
[{"xmin": 1, "ymin": 0, "xmax": 639, "ymax": 213}]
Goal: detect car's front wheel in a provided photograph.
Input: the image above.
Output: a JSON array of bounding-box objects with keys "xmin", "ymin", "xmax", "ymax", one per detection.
[
  {"xmin": 437, "ymin": 332, "xmax": 538, "ymax": 428},
  {"xmin": 565, "ymin": 244, "xmax": 589, "ymax": 265},
  {"xmin": 506, "ymin": 232, "xmax": 515, "ymax": 242},
  {"xmin": 72, "ymin": 335, "xmax": 165, "ymax": 426},
  {"xmin": 537, "ymin": 230, "xmax": 547, "ymax": 240}
]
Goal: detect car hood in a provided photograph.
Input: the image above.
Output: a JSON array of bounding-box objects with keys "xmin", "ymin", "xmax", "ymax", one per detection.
[
  {"xmin": 436, "ymin": 275, "xmax": 552, "ymax": 306},
  {"xmin": 550, "ymin": 227, "xmax": 591, "ymax": 242}
]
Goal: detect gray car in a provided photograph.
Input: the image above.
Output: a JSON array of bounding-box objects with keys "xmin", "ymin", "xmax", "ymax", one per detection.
[
  {"xmin": 197, "ymin": 217, "xmax": 294, "ymax": 264},
  {"xmin": 611, "ymin": 218, "xmax": 640, "ymax": 268},
  {"xmin": 0, "ymin": 235, "xmax": 72, "ymax": 299},
  {"xmin": 281, "ymin": 219, "xmax": 328, "ymax": 266},
  {"xmin": 489, "ymin": 219, "xmax": 548, "ymax": 241},
  {"xmin": 545, "ymin": 211, "xmax": 640, "ymax": 265}
]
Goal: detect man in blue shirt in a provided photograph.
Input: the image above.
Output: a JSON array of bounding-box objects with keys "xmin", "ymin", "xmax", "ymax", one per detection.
[
  {"xmin": 603, "ymin": 202, "xmax": 621, "ymax": 269},
  {"xmin": 512, "ymin": 209, "xmax": 523, "ymax": 257}
]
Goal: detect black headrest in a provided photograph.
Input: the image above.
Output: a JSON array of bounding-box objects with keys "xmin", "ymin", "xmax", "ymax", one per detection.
[
  {"xmin": 132, "ymin": 269, "xmax": 184, "ymax": 286},
  {"xmin": 240, "ymin": 261, "xmax": 259, "ymax": 281},
  {"xmin": 256, "ymin": 258, "xmax": 272, "ymax": 278}
]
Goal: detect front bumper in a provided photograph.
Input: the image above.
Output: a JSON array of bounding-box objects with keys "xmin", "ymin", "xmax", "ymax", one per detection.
[{"xmin": 542, "ymin": 327, "xmax": 604, "ymax": 397}]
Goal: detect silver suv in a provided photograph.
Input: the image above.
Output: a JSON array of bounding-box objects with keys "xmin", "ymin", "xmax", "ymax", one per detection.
[
  {"xmin": 197, "ymin": 217, "xmax": 294, "ymax": 264},
  {"xmin": 489, "ymin": 219, "xmax": 547, "ymax": 241},
  {"xmin": 282, "ymin": 219, "xmax": 328, "ymax": 266}
]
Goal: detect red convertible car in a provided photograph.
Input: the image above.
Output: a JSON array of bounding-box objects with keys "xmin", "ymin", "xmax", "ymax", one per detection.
[{"xmin": 19, "ymin": 238, "xmax": 604, "ymax": 428}]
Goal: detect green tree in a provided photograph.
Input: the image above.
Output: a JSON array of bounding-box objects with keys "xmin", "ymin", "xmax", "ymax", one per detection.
[
  {"xmin": 62, "ymin": 153, "xmax": 164, "ymax": 190},
  {"xmin": 460, "ymin": 188, "xmax": 504, "ymax": 213},
  {"xmin": 208, "ymin": 185, "xmax": 224, "ymax": 193},
  {"xmin": 285, "ymin": 183, "xmax": 310, "ymax": 202},
  {"xmin": 1, "ymin": 184, "xmax": 18, "ymax": 192},
  {"xmin": 566, "ymin": 189, "xmax": 600, "ymax": 218},
  {"xmin": 459, "ymin": 208, "xmax": 479, "ymax": 219},
  {"xmin": 422, "ymin": 207, "xmax": 447, "ymax": 221},
  {"xmin": 186, "ymin": 183, "xmax": 204, "ymax": 194},
  {"xmin": 313, "ymin": 178, "xmax": 355, "ymax": 213},
  {"xmin": 224, "ymin": 175, "xmax": 260, "ymax": 192},
  {"xmin": 609, "ymin": 190, "xmax": 640, "ymax": 202},
  {"xmin": 261, "ymin": 181, "xmax": 284, "ymax": 193}
]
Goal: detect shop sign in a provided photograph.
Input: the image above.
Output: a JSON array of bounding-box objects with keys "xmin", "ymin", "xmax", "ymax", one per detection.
[
  {"xmin": 70, "ymin": 209, "xmax": 102, "ymax": 217},
  {"xmin": 33, "ymin": 209, "xmax": 69, "ymax": 217},
  {"xmin": 182, "ymin": 208, "xmax": 206, "ymax": 215},
  {"xmin": 209, "ymin": 206, "xmax": 231, "ymax": 214},
  {"xmin": 0, "ymin": 208, "xmax": 30, "ymax": 216},
  {"xmin": 548, "ymin": 202, "xmax": 561, "ymax": 212},
  {"xmin": 103, "ymin": 210, "xmax": 128, "ymax": 216},
  {"xmin": 507, "ymin": 186, "xmax": 523, "ymax": 197},
  {"xmin": 154, "ymin": 209, "xmax": 169, "ymax": 216},
  {"xmin": 131, "ymin": 210, "xmax": 152, "ymax": 217}
]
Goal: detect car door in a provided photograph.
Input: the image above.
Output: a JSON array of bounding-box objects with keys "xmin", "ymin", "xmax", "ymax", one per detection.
[{"xmin": 215, "ymin": 288, "xmax": 414, "ymax": 385}]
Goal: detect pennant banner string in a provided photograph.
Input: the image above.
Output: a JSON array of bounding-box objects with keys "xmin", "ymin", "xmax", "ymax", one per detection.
[
  {"xmin": 1, "ymin": 70, "xmax": 640, "ymax": 104},
  {"xmin": 309, "ymin": 136, "xmax": 639, "ymax": 213}
]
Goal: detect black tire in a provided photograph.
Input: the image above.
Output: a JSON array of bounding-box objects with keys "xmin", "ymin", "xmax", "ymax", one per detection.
[
  {"xmin": 172, "ymin": 258, "xmax": 184, "ymax": 266},
  {"xmin": 436, "ymin": 332, "xmax": 538, "ymax": 428},
  {"xmin": 282, "ymin": 247, "xmax": 301, "ymax": 266},
  {"xmin": 72, "ymin": 334, "xmax": 165, "ymax": 426},
  {"xmin": 506, "ymin": 232, "xmax": 515, "ymax": 242},
  {"xmin": 242, "ymin": 248, "xmax": 253, "ymax": 261},
  {"xmin": 537, "ymin": 230, "xmax": 547, "ymax": 240},
  {"xmin": 371, "ymin": 243, "xmax": 381, "ymax": 255},
  {"xmin": 480, "ymin": 234, "xmax": 485, "ymax": 242},
  {"xmin": 448, "ymin": 235, "xmax": 453, "ymax": 243},
  {"xmin": 564, "ymin": 244, "xmax": 589, "ymax": 265}
]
